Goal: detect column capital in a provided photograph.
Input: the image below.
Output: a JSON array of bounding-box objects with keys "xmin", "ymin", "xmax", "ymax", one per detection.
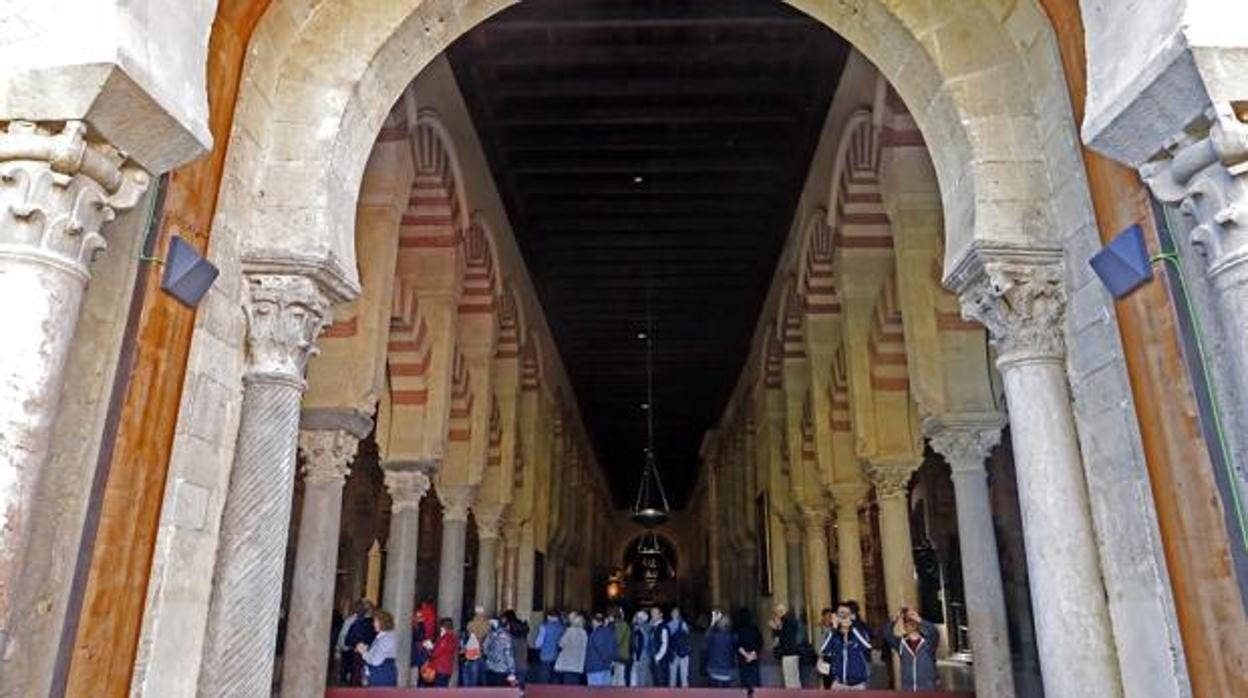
[
  {"xmin": 867, "ymin": 459, "xmax": 919, "ymax": 500},
  {"xmin": 243, "ymin": 273, "xmax": 331, "ymax": 385},
  {"xmin": 473, "ymin": 503, "xmax": 503, "ymax": 540},
  {"xmin": 0, "ymin": 120, "xmax": 150, "ymax": 279},
  {"xmin": 297, "ymin": 429, "xmax": 358, "ymax": 485},
  {"xmin": 800, "ymin": 505, "xmax": 830, "ymax": 529},
  {"xmin": 948, "ymin": 244, "xmax": 1066, "ymax": 366},
  {"xmin": 1142, "ymin": 107, "xmax": 1248, "ymax": 283},
  {"xmin": 829, "ymin": 482, "xmax": 872, "ymax": 513},
  {"xmin": 922, "ymin": 413, "xmax": 1005, "ymax": 475},
  {"xmin": 439, "ymin": 485, "xmax": 475, "ymax": 523},
  {"xmin": 382, "ymin": 468, "xmax": 431, "ymax": 513},
  {"xmin": 781, "ymin": 516, "xmax": 804, "ymax": 544}
]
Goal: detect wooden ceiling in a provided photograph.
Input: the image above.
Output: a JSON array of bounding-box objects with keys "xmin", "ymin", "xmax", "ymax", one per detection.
[{"xmin": 447, "ymin": 0, "xmax": 848, "ymax": 506}]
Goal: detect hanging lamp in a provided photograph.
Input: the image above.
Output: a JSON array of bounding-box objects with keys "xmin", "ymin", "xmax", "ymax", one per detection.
[
  {"xmin": 636, "ymin": 529, "xmax": 663, "ymax": 555},
  {"xmin": 631, "ymin": 305, "xmax": 671, "ymax": 528}
]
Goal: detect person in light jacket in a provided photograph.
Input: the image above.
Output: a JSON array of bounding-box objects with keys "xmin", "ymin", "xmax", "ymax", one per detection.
[
  {"xmin": 554, "ymin": 611, "xmax": 588, "ymax": 684},
  {"xmin": 585, "ymin": 613, "xmax": 618, "ymax": 686},
  {"xmin": 533, "ymin": 610, "xmax": 565, "ymax": 684},
  {"xmin": 629, "ymin": 611, "xmax": 653, "ymax": 687},
  {"xmin": 888, "ymin": 609, "xmax": 940, "ymax": 692},
  {"xmin": 355, "ymin": 610, "xmax": 398, "ymax": 687}
]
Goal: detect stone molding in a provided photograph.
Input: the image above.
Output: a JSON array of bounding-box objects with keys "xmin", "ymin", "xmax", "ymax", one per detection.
[
  {"xmin": 242, "ymin": 273, "xmax": 330, "ymax": 386},
  {"xmin": 0, "ymin": 120, "xmax": 149, "ymax": 280},
  {"xmin": 382, "ymin": 469, "xmax": 431, "ymax": 513},
  {"xmin": 782, "ymin": 517, "xmax": 804, "ymax": 545},
  {"xmin": 951, "ymin": 244, "xmax": 1067, "ymax": 366},
  {"xmin": 439, "ymin": 485, "xmax": 475, "ymax": 522},
  {"xmin": 300, "ymin": 407, "xmax": 374, "ymax": 439},
  {"xmin": 297, "ymin": 429, "xmax": 358, "ymax": 485},
  {"xmin": 1143, "ymin": 106, "xmax": 1248, "ymax": 284},
  {"xmin": 923, "ymin": 413, "xmax": 1006, "ymax": 475},
  {"xmin": 867, "ymin": 460, "xmax": 919, "ymax": 500}
]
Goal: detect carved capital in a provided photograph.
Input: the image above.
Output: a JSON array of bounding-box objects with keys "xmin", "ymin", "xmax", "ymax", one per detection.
[
  {"xmin": 382, "ymin": 468, "xmax": 431, "ymax": 513},
  {"xmin": 953, "ymin": 246, "xmax": 1066, "ymax": 365},
  {"xmin": 0, "ymin": 120, "xmax": 150, "ymax": 280},
  {"xmin": 867, "ymin": 459, "xmax": 918, "ymax": 500},
  {"xmin": 440, "ymin": 485, "xmax": 475, "ymax": 523},
  {"xmin": 243, "ymin": 274, "xmax": 330, "ymax": 385},
  {"xmin": 829, "ymin": 482, "xmax": 871, "ymax": 515},
  {"xmin": 800, "ymin": 505, "xmax": 829, "ymax": 530},
  {"xmin": 1143, "ymin": 106, "xmax": 1248, "ymax": 283},
  {"xmin": 474, "ymin": 504, "xmax": 504, "ymax": 540},
  {"xmin": 782, "ymin": 517, "xmax": 804, "ymax": 545},
  {"xmin": 298, "ymin": 429, "xmax": 358, "ymax": 485},
  {"xmin": 923, "ymin": 413, "xmax": 1004, "ymax": 476}
]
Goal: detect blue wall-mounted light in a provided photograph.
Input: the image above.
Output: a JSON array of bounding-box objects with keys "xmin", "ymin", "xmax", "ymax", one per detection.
[
  {"xmin": 161, "ymin": 234, "xmax": 220, "ymax": 308},
  {"xmin": 1090, "ymin": 223, "xmax": 1152, "ymax": 299}
]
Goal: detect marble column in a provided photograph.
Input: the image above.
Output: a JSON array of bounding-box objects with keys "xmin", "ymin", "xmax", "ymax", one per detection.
[
  {"xmin": 280, "ymin": 424, "xmax": 362, "ymax": 697},
  {"xmin": 958, "ymin": 253, "xmax": 1122, "ymax": 698},
  {"xmin": 782, "ymin": 518, "xmax": 806, "ymax": 621},
  {"xmin": 198, "ymin": 273, "xmax": 331, "ymax": 698},
  {"xmin": 802, "ymin": 506, "xmax": 833, "ymax": 631},
  {"xmin": 0, "ymin": 121, "xmax": 148, "ymax": 652},
  {"xmin": 868, "ymin": 460, "xmax": 919, "ymax": 615},
  {"xmin": 381, "ymin": 465, "xmax": 432, "ymax": 686},
  {"xmin": 830, "ymin": 483, "xmax": 870, "ymax": 607},
  {"xmin": 437, "ymin": 485, "xmax": 474, "ymax": 627},
  {"xmin": 473, "ymin": 506, "xmax": 502, "ymax": 614},
  {"xmin": 926, "ymin": 415, "xmax": 1016, "ymax": 698},
  {"xmin": 502, "ymin": 522, "xmax": 521, "ymax": 611}
]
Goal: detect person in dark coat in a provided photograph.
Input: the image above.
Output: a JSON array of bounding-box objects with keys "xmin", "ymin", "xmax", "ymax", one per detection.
[
  {"xmin": 703, "ymin": 611, "xmax": 737, "ymax": 688},
  {"xmin": 888, "ymin": 609, "xmax": 940, "ymax": 692},
  {"xmin": 409, "ymin": 608, "xmax": 430, "ymax": 685},
  {"xmin": 649, "ymin": 607, "xmax": 672, "ymax": 687},
  {"xmin": 733, "ymin": 608, "xmax": 763, "ymax": 689},
  {"xmin": 343, "ymin": 600, "xmax": 378, "ymax": 686},
  {"xmin": 585, "ymin": 613, "xmax": 618, "ymax": 686}
]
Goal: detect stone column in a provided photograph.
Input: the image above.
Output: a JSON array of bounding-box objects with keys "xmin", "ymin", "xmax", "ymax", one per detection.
[
  {"xmin": 957, "ymin": 253, "xmax": 1122, "ymax": 698},
  {"xmin": 829, "ymin": 483, "xmax": 870, "ymax": 606},
  {"xmin": 782, "ymin": 518, "xmax": 805, "ymax": 621},
  {"xmin": 802, "ymin": 506, "xmax": 833, "ymax": 632},
  {"xmin": 473, "ymin": 506, "xmax": 502, "ymax": 614},
  {"xmin": 926, "ymin": 416, "xmax": 1016, "ymax": 698},
  {"xmin": 0, "ymin": 121, "xmax": 148, "ymax": 651},
  {"xmin": 868, "ymin": 460, "xmax": 919, "ymax": 615},
  {"xmin": 381, "ymin": 465, "xmax": 432, "ymax": 686},
  {"xmin": 502, "ymin": 522, "xmax": 521, "ymax": 611},
  {"xmin": 198, "ymin": 274, "xmax": 331, "ymax": 698},
  {"xmin": 437, "ymin": 485, "xmax": 474, "ymax": 627},
  {"xmin": 280, "ymin": 424, "xmax": 362, "ymax": 697}
]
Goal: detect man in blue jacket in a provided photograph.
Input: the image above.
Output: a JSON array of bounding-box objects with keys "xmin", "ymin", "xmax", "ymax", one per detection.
[
  {"xmin": 532, "ymin": 610, "xmax": 565, "ymax": 684},
  {"xmin": 822, "ymin": 606, "xmax": 872, "ymax": 689},
  {"xmin": 585, "ymin": 613, "xmax": 618, "ymax": 686}
]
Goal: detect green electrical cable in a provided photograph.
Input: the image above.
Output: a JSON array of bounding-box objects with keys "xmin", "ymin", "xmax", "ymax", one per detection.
[{"xmin": 1150, "ymin": 250, "xmax": 1248, "ymax": 550}]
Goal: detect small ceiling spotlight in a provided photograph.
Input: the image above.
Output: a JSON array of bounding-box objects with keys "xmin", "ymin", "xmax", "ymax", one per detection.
[
  {"xmin": 640, "ymin": 402, "xmax": 650, "ymax": 410},
  {"xmin": 637, "ymin": 331, "xmax": 648, "ymax": 340},
  {"xmin": 632, "ymin": 175, "xmax": 645, "ymax": 184}
]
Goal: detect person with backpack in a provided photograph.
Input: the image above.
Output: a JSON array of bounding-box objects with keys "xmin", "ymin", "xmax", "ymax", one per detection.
[{"xmin": 666, "ymin": 606, "xmax": 692, "ymax": 687}]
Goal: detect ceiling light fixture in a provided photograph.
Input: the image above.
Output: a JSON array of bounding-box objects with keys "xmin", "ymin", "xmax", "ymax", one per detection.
[{"xmin": 631, "ymin": 297, "xmax": 671, "ymax": 529}]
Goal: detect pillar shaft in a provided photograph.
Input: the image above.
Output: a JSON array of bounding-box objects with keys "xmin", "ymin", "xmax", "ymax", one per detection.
[
  {"xmin": 502, "ymin": 533, "xmax": 520, "ymax": 611},
  {"xmin": 871, "ymin": 464, "xmax": 918, "ymax": 615},
  {"xmin": 437, "ymin": 486, "xmax": 473, "ymax": 626},
  {"xmin": 475, "ymin": 533, "xmax": 500, "ymax": 614},
  {"xmin": 802, "ymin": 508, "xmax": 832, "ymax": 634},
  {"xmin": 281, "ymin": 428, "xmax": 360, "ymax": 697},
  {"xmin": 199, "ymin": 274, "xmax": 330, "ymax": 698},
  {"xmin": 381, "ymin": 467, "xmax": 431, "ymax": 686},
  {"xmin": 830, "ymin": 483, "xmax": 869, "ymax": 607},
  {"xmin": 928, "ymin": 419, "xmax": 1016, "ymax": 698},
  {"xmin": 959, "ymin": 255, "xmax": 1122, "ymax": 698},
  {"xmin": 783, "ymin": 520, "xmax": 805, "ymax": 620},
  {"xmin": 0, "ymin": 121, "xmax": 147, "ymax": 652}
]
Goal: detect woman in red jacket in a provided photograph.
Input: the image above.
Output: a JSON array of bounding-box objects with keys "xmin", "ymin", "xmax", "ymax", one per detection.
[{"xmin": 423, "ymin": 618, "xmax": 460, "ymax": 687}]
